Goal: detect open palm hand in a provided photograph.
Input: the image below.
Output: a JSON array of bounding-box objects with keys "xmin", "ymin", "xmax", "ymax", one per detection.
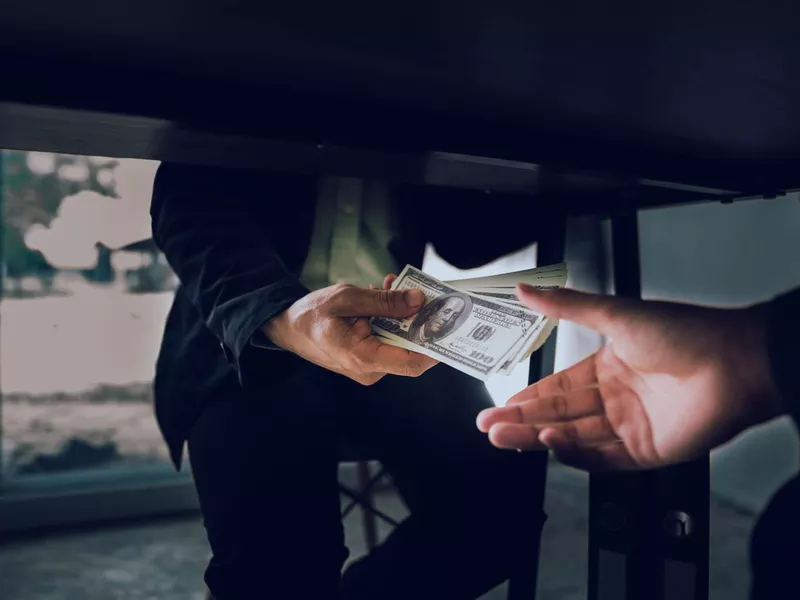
[{"xmin": 477, "ymin": 286, "xmax": 784, "ymax": 471}]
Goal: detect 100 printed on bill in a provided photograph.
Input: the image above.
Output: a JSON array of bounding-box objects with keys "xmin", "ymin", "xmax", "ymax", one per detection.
[{"xmin": 371, "ymin": 265, "xmax": 548, "ymax": 381}]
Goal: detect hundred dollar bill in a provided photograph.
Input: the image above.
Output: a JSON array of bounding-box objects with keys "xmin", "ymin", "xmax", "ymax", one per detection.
[
  {"xmin": 449, "ymin": 265, "xmax": 567, "ymax": 374},
  {"xmin": 495, "ymin": 316, "xmax": 551, "ymax": 375},
  {"xmin": 491, "ymin": 304, "xmax": 560, "ymax": 374},
  {"xmin": 370, "ymin": 265, "xmax": 543, "ymax": 381},
  {"xmin": 464, "ymin": 288, "xmax": 554, "ymax": 306},
  {"xmin": 443, "ymin": 263, "xmax": 568, "ymax": 290}
]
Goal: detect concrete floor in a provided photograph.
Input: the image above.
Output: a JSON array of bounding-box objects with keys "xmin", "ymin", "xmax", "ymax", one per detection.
[{"xmin": 0, "ymin": 464, "xmax": 756, "ymax": 600}]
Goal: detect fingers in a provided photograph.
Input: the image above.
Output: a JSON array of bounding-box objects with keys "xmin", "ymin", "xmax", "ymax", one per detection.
[
  {"xmin": 541, "ymin": 433, "xmax": 638, "ymax": 471},
  {"xmin": 486, "ymin": 415, "xmax": 617, "ymax": 451},
  {"xmin": 326, "ymin": 313, "xmax": 437, "ymax": 378},
  {"xmin": 506, "ymin": 354, "xmax": 599, "ymax": 405},
  {"xmin": 477, "ymin": 386, "xmax": 603, "ymax": 432},
  {"xmin": 351, "ymin": 333, "xmax": 438, "ymax": 377},
  {"xmin": 516, "ymin": 286, "xmax": 628, "ymax": 337},
  {"xmin": 383, "ymin": 273, "xmax": 398, "ymax": 290},
  {"xmin": 541, "ymin": 415, "xmax": 618, "ymax": 448},
  {"xmin": 486, "ymin": 423, "xmax": 547, "ymax": 450},
  {"xmin": 330, "ymin": 285, "xmax": 425, "ymax": 318}
]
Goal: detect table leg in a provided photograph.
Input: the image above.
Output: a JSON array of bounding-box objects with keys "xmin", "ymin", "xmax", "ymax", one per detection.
[
  {"xmin": 0, "ymin": 151, "xmax": 4, "ymax": 482},
  {"xmin": 356, "ymin": 461, "xmax": 379, "ymax": 551}
]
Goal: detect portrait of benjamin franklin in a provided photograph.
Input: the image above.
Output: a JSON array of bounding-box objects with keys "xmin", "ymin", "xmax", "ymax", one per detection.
[{"xmin": 408, "ymin": 292, "xmax": 472, "ymax": 344}]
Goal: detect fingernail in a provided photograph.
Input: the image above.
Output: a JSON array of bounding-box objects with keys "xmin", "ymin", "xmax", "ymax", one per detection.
[
  {"xmin": 538, "ymin": 429, "xmax": 554, "ymax": 449},
  {"xmin": 405, "ymin": 289, "xmax": 425, "ymax": 308},
  {"xmin": 476, "ymin": 409, "xmax": 491, "ymax": 432}
]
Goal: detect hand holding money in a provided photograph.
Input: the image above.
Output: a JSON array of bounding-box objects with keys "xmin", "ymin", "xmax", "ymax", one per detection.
[
  {"xmin": 264, "ymin": 283, "xmax": 438, "ymax": 385},
  {"xmin": 371, "ymin": 263, "xmax": 568, "ymax": 381}
]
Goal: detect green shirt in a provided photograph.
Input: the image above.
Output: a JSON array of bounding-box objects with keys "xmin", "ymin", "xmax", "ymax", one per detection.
[{"xmin": 299, "ymin": 177, "xmax": 400, "ymax": 291}]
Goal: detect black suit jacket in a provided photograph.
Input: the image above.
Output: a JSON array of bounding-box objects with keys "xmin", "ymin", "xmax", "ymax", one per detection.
[{"xmin": 150, "ymin": 162, "xmax": 546, "ymax": 468}]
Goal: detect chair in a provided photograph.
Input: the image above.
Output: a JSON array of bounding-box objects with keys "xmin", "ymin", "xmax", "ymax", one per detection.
[{"xmin": 338, "ymin": 443, "xmax": 401, "ymax": 552}]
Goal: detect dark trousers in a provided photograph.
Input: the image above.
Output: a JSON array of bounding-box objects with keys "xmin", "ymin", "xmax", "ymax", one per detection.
[{"xmin": 188, "ymin": 361, "xmax": 547, "ymax": 600}]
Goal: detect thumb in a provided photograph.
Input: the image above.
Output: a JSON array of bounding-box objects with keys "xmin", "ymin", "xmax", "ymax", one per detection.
[
  {"xmin": 516, "ymin": 285, "xmax": 626, "ymax": 337},
  {"xmin": 331, "ymin": 286, "xmax": 426, "ymax": 318}
]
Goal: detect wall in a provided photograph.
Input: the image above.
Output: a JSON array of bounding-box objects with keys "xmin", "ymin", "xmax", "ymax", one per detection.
[{"xmin": 639, "ymin": 193, "xmax": 800, "ymax": 512}]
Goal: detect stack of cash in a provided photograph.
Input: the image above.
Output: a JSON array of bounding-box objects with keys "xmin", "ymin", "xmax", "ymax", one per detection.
[{"xmin": 371, "ymin": 262, "xmax": 568, "ymax": 381}]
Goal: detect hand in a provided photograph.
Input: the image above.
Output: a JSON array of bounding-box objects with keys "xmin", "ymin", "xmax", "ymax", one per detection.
[
  {"xmin": 476, "ymin": 285, "xmax": 786, "ymax": 470},
  {"xmin": 264, "ymin": 283, "xmax": 437, "ymax": 385}
]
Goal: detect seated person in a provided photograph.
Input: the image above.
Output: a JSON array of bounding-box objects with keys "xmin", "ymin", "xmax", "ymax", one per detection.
[{"xmin": 150, "ymin": 164, "xmax": 548, "ymax": 600}]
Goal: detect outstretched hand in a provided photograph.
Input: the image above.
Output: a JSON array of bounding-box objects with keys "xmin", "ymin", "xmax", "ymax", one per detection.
[{"xmin": 477, "ymin": 285, "xmax": 785, "ymax": 471}]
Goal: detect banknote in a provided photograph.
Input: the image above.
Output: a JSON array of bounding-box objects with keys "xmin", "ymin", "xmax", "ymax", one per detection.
[
  {"xmin": 472, "ymin": 293, "xmax": 526, "ymax": 307},
  {"xmin": 370, "ymin": 265, "xmax": 543, "ymax": 380},
  {"xmin": 443, "ymin": 263, "xmax": 568, "ymax": 290},
  {"xmin": 495, "ymin": 316, "xmax": 551, "ymax": 375},
  {"xmin": 466, "ymin": 289, "xmax": 544, "ymax": 305},
  {"xmin": 453, "ymin": 265, "xmax": 567, "ymax": 370}
]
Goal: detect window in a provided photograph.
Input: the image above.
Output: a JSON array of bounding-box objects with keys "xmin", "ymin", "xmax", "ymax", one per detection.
[
  {"xmin": 1, "ymin": 151, "xmax": 174, "ymax": 480},
  {"xmin": 0, "ymin": 151, "xmax": 196, "ymax": 532}
]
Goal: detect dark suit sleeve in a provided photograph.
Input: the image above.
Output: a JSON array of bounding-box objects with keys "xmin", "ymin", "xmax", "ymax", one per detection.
[
  {"xmin": 150, "ymin": 163, "xmax": 309, "ymax": 381},
  {"xmin": 766, "ymin": 287, "xmax": 800, "ymax": 426}
]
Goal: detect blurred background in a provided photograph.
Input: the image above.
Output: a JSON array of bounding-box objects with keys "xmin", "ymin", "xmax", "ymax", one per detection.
[
  {"xmin": 0, "ymin": 149, "xmax": 798, "ymax": 599},
  {"xmin": 1, "ymin": 152, "xmax": 173, "ymax": 480}
]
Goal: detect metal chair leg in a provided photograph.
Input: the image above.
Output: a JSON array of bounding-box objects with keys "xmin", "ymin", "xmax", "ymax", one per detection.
[{"xmin": 357, "ymin": 461, "xmax": 379, "ymax": 551}]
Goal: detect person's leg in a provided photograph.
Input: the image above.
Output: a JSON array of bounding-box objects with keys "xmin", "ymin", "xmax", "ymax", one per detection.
[
  {"xmin": 749, "ymin": 472, "xmax": 800, "ymax": 599},
  {"xmin": 188, "ymin": 364, "xmax": 348, "ymax": 600},
  {"xmin": 341, "ymin": 366, "xmax": 547, "ymax": 600}
]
